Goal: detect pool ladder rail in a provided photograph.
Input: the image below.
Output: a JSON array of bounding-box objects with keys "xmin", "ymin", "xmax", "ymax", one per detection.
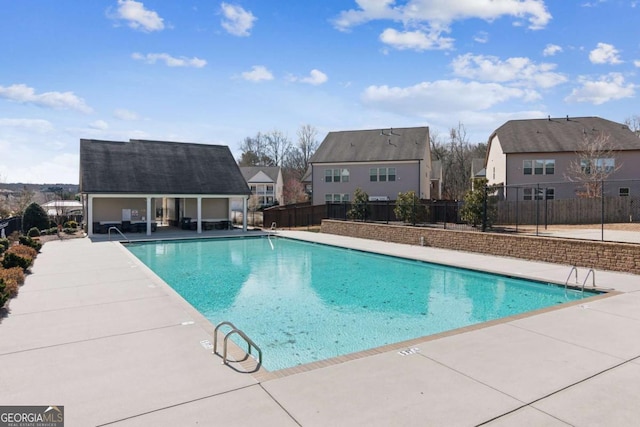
[
  {"xmin": 213, "ymin": 321, "xmax": 262, "ymax": 367},
  {"xmin": 267, "ymin": 222, "xmax": 276, "ymax": 250},
  {"xmin": 564, "ymin": 266, "xmax": 597, "ymax": 294}
]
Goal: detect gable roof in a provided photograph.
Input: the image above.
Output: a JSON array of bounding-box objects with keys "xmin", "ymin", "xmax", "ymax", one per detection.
[
  {"xmin": 310, "ymin": 127, "xmax": 429, "ymax": 163},
  {"xmin": 79, "ymin": 139, "xmax": 250, "ymax": 195},
  {"xmin": 492, "ymin": 116, "xmax": 640, "ymax": 154},
  {"xmin": 240, "ymin": 166, "xmax": 280, "ymax": 183}
]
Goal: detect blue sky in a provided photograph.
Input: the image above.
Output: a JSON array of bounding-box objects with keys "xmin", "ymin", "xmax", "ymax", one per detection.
[{"xmin": 1, "ymin": 0, "xmax": 638, "ymax": 184}]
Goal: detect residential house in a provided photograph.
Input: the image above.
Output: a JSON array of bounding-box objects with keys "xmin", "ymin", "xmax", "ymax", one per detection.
[
  {"xmin": 309, "ymin": 127, "xmax": 431, "ymax": 205},
  {"xmin": 240, "ymin": 166, "xmax": 283, "ymax": 208},
  {"xmin": 485, "ymin": 116, "xmax": 640, "ymax": 200},
  {"xmin": 80, "ymin": 139, "xmax": 251, "ymax": 236}
]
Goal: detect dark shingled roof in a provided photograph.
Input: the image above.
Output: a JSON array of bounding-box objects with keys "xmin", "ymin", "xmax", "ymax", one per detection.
[
  {"xmin": 79, "ymin": 139, "xmax": 251, "ymax": 195},
  {"xmin": 310, "ymin": 127, "xmax": 429, "ymax": 163},
  {"xmin": 240, "ymin": 166, "xmax": 280, "ymax": 182},
  {"xmin": 493, "ymin": 117, "xmax": 640, "ymax": 153}
]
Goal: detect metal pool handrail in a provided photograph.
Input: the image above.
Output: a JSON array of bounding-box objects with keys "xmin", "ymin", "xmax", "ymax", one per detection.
[
  {"xmin": 581, "ymin": 268, "xmax": 596, "ymax": 293},
  {"xmin": 213, "ymin": 321, "xmax": 262, "ymax": 366},
  {"xmin": 108, "ymin": 226, "xmax": 130, "ymax": 243},
  {"xmin": 564, "ymin": 266, "xmax": 578, "ymax": 292}
]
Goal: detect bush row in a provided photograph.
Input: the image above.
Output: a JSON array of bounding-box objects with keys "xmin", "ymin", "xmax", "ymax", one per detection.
[{"xmin": 0, "ymin": 235, "xmax": 41, "ymax": 309}]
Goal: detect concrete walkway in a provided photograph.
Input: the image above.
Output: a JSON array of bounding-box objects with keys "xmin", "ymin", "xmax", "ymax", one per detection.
[{"xmin": 2, "ymin": 231, "xmax": 640, "ymax": 426}]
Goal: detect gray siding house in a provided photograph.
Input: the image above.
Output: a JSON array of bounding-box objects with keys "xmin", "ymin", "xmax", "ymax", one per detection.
[
  {"xmin": 80, "ymin": 139, "xmax": 251, "ymax": 236},
  {"xmin": 309, "ymin": 127, "xmax": 431, "ymax": 205},
  {"xmin": 486, "ymin": 117, "xmax": 640, "ymax": 200}
]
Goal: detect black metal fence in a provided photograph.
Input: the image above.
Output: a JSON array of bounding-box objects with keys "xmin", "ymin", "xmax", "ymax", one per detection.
[
  {"xmin": 491, "ymin": 179, "xmax": 640, "ymax": 228},
  {"xmin": 266, "ymin": 179, "xmax": 640, "ymax": 243}
]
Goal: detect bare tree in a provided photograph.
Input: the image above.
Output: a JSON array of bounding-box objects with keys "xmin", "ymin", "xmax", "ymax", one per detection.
[
  {"xmin": 264, "ymin": 130, "xmax": 291, "ymax": 167},
  {"xmin": 238, "ymin": 132, "xmax": 273, "ymax": 166},
  {"xmin": 15, "ymin": 185, "xmax": 35, "ymax": 216},
  {"xmin": 564, "ymin": 132, "xmax": 621, "ymax": 198},
  {"xmin": 625, "ymin": 115, "xmax": 640, "ymax": 137},
  {"xmin": 285, "ymin": 124, "xmax": 319, "ymax": 179}
]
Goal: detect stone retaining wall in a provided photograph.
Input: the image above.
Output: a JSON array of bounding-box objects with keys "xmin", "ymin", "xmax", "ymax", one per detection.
[{"xmin": 321, "ymin": 220, "xmax": 640, "ymax": 275}]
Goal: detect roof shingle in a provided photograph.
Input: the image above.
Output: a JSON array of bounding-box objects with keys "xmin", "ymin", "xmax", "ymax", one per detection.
[{"xmin": 80, "ymin": 139, "xmax": 250, "ymax": 195}]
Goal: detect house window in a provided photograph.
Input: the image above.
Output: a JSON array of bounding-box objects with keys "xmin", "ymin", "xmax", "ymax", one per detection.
[
  {"xmin": 581, "ymin": 158, "xmax": 615, "ymax": 174},
  {"xmin": 370, "ymin": 167, "xmax": 394, "ymax": 182},
  {"xmin": 534, "ymin": 160, "xmax": 544, "ymax": 175},
  {"xmin": 545, "ymin": 188, "xmax": 555, "ymax": 200},
  {"xmin": 620, "ymin": 187, "xmax": 630, "ymax": 197},
  {"xmin": 524, "ymin": 187, "xmax": 553, "ymax": 200},
  {"xmin": 325, "ymin": 168, "xmax": 349, "ymax": 183},
  {"xmin": 545, "ymin": 160, "xmax": 555, "ymax": 175},
  {"xmin": 325, "ymin": 193, "xmax": 349, "ymax": 202},
  {"xmin": 388, "ymin": 167, "xmax": 396, "ymax": 181},
  {"xmin": 524, "ymin": 159, "xmax": 554, "ymax": 175}
]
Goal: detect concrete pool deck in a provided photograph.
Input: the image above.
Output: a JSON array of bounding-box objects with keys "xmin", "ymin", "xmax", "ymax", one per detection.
[{"xmin": 2, "ymin": 230, "xmax": 640, "ymax": 426}]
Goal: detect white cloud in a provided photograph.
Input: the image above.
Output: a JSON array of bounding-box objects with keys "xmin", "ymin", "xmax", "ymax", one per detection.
[
  {"xmin": 542, "ymin": 43, "xmax": 562, "ymax": 56},
  {"xmin": 4, "ymin": 153, "xmax": 80, "ymax": 184},
  {"xmin": 132, "ymin": 52, "xmax": 207, "ymax": 68},
  {"xmin": 113, "ymin": 0, "xmax": 164, "ymax": 32},
  {"xmin": 241, "ymin": 65, "xmax": 274, "ymax": 82},
  {"xmin": 114, "ymin": 109, "xmax": 140, "ymax": 121},
  {"xmin": 589, "ymin": 42, "xmax": 623, "ymax": 64},
  {"xmin": 0, "ymin": 84, "xmax": 92, "ymax": 113},
  {"xmin": 379, "ymin": 28, "xmax": 454, "ymax": 51},
  {"xmin": 0, "ymin": 118, "xmax": 53, "ymax": 132},
  {"xmin": 473, "ymin": 31, "xmax": 489, "ymax": 43},
  {"xmin": 361, "ymin": 79, "xmax": 538, "ymax": 115},
  {"xmin": 333, "ymin": 0, "xmax": 551, "ymax": 51},
  {"xmin": 289, "ymin": 69, "xmax": 329, "ymax": 85},
  {"xmin": 634, "ymin": 60, "xmax": 640, "ymax": 68},
  {"xmin": 220, "ymin": 3, "xmax": 256, "ymax": 36},
  {"xmin": 564, "ymin": 73, "xmax": 635, "ymax": 104},
  {"xmin": 89, "ymin": 120, "xmax": 109, "ymax": 130},
  {"xmin": 451, "ymin": 54, "xmax": 567, "ymax": 88}
]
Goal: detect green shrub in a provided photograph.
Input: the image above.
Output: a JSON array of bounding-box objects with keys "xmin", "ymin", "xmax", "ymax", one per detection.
[
  {"xmin": 0, "ymin": 278, "xmax": 9, "ymax": 308},
  {"xmin": 2, "ymin": 252, "xmax": 32, "ymax": 271},
  {"xmin": 18, "ymin": 236, "xmax": 42, "ymax": 252},
  {"xmin": 0, "ymin": 267, "xmax": 24, "ymax": 297},
  {"xmin": 22, "ymin": 202, "xmax": 49, "ymax": 233},
  {"xmin": 64, "ymin": 220, "xmax": 78, "ymax": 229},
  {"xmin": 0, "ymin": 238, "xmax": 9, "ymax": 254},
  {"xmin": 394, "ymin": 191, "xmax": 428, "ymax": 225},
  {"xmin": 27, "ymin": 227, "xmax": 40, "ymax": 237},
  {"xmin": 347, "ymin": 188, "xmax": 370, "ymax": 221}
]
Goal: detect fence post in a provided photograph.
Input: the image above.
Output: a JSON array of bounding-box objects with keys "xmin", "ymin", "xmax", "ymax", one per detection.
[
  {"xmin": 482, "ymin": 185, "xmax": 488, "ymax": 232},
  {"xmin": 601, "ymin": 178, "xmax": 604, "ymax": 241},
  {"xmin": 535, "ymin": 183, "xmax": 540, "ymax": 236}
]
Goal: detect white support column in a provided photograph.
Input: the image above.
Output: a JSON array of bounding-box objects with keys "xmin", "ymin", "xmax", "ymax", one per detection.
[
  {"xmin": 146, "ymin": 197, "xmax": 152, "ymax": 236},
  {"xmin": 88, "ymin": 195, "xmax": 94, "ymax": 236},
  {"xmin": 242, "ymin": 196, "xmax": 248, "ymax": 231},
  {"xmin": 197, "ymin": 196, "xmax": 202, "ymax": 233}
]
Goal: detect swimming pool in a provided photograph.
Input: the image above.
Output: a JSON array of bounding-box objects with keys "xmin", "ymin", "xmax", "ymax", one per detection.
[{"xmin": 127, "ymin": 236, "xmax": 595, "ymax": 371}]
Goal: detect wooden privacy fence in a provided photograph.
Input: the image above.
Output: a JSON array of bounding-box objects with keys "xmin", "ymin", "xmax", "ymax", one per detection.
[{"xmin": 495, "ymin": 196, "xmax": 640, "ymax": 225}]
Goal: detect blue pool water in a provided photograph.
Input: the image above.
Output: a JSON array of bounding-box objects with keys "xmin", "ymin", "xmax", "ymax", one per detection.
[{"xmin": 127, "ymin": 237, "xmax": 594, "ymax": 371}]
